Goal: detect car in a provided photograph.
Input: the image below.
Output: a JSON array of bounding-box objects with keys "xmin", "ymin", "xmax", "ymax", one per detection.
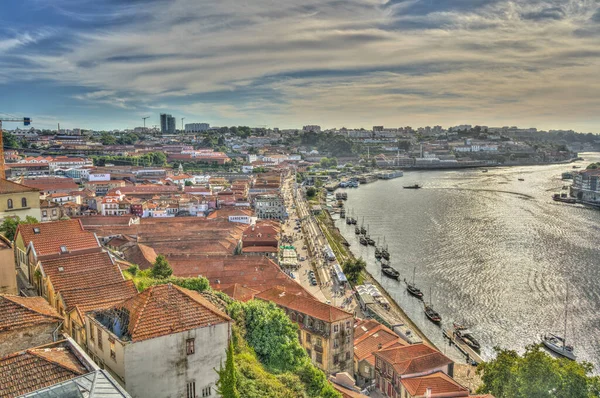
[
  {"xmin": 310, "ymin": 279, "xmax": 318, "ymax": 286},
  {"xmin": 290, "ymin": 272, "xmax": 296, "ymax": 279}
]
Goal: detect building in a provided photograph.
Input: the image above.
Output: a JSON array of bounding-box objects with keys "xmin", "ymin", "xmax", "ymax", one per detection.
[
  {"xmin": 398, "ymin": 371, "xmax": 469, "ymax": 397},
  {"xmin": 21, "ymin": 176, "xmax": 79, "ymax": 197},
  {"xmin": 84, "ymin": 179, "xmax": 127, "ymax": 196},
  {"xmin": 303, "ymin": 125, "xmax": 322, "ymax": 133},
  {"xmin": 185, "ymin": 122, "xmax": 210, "ymax": 133},
  {"xmin": 0, "ymin": 295, "xmax": 62, "ymax": 356},
  {"xmin": 0, "ymin": 236, "xmax": 17, "ymax": 295},
  {"xmin": 571, "ymin": 169, "xmax": 600, "ymax": 204},
  {"xmin": 374, "ymin": 344, "xmax": 454, "ymax": 398},
  {"xmin": 85, "ymin": 284, "xmax": 232, "ymax": 398},
  {"xmin": 254, "ymin": 194, "xmax": 286, "ymax": 219},
  {"xmin": 353, "ymin": 319, "xmax": 407, "ymax": 387},
  {"xmin": 241, "ymin": 221, "xmax": 279, "ymax": 258},
  {"xmin": 21, "ymin": 369, "xmax": 132, "ymax": 398},
  {"xmin": 256, "ymin": 286, "xmax": 354, "ymax": 374},
  {"xmin": 160, "ymin": 113, "xmax": 176, "ymax": 134},
  {"xmin": 0, "ymin": 338, "xmax": 99, "ymax": 398},
  {"xmin": 0, "ymin": 179, "xmax": 41, "ymax": 222}
]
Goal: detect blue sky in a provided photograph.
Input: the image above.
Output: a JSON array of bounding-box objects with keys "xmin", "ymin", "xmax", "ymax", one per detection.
[{"xmin": 1, "ymin": 0, "xmax": 599, "ymax": 132}]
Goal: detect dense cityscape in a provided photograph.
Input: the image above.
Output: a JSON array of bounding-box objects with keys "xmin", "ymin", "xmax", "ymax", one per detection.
[{"xmin": 0, "ymin": 116, "xmax": 599, "ymax": 398}]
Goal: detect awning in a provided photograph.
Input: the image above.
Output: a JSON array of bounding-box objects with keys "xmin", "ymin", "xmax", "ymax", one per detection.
[{"xmin": 333, "ymin": 263, "xmax": 348, "ymax": 283}]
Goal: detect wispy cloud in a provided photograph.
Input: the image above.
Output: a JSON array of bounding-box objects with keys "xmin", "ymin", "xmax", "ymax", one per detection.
[{"xmin": 1, "ymin": 0, "xmax": 599, "ymax": 131}]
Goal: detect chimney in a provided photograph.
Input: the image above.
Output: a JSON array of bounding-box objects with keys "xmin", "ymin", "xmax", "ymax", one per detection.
[
  {"xmin": 425, "ymin": 387, "xmax": 432, "ymax": 398},
  {"xmin": 377, "ymin": 343, "xmax": 383, "ymax": 350}
]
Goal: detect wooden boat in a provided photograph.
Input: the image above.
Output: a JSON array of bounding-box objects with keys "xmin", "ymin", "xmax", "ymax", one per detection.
[
  {"xmin": 453, "ymin": 323, "xmax": 481, "ymax": 351},
  {"xmin": 403, "ymin": 184, "xmax": 422, "ymax": 189},
  {"xmin": 424, "ymin": 287, "xmax": 442, "ymax": 324},
  {"xmin": 359, "ymin": 236, "xmax": 368, "ymax": 246},
  {"xmin": 382, "ymin": 266, "xmax": 400, "ymax": 280},
  {"xmin": 405, "ymin": 267, "xmax": 423, "ymax": 299}
]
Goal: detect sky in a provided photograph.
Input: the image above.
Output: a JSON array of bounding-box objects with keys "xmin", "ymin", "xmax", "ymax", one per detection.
[{"xmin": 0, "ymin": 0, "xmax": 599, "ymax": 132}]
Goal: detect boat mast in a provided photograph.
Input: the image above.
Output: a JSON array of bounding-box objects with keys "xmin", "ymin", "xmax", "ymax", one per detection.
[
  {"xmin": 564, "ymin": 285, "xmax": 569, "ymax": 349},
  {"xmin": 412, "ymin": 266, "xmax": 416, "ymax": 284}
]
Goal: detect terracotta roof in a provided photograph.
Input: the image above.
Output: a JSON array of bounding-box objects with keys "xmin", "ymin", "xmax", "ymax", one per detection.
[
  {"xmin": 0, "ymin": 341, "xmax": 89, "ymax": 398},
  {"xmin": 256, "ymin": 286, "xmax": 352, "ymax": 323},
  {"xmin": 0, "ymin": 178, "xmax": 39, "ymax": 194},
  {"xmin": 40, "ymin": 250, "xmax": 124, "ymax": 294},
  {"xmin": 241, "ymin": 246, "xmax": 278, "ymax": 253},
  {"xmin": 60, "ymin": 280, "xmax": 138, "ymax": 314},
  {"xmin": 400, "ymin": 371, "xmax": 469, "ymax": 397},
  {"xmin": 107, "ymin": 284, "xmax": 231, "ymax": 342},
  {"xmin": 122, "ymin": 244, "xmax": 157, "ymax": 270},
  {"xmin": 375, "ymin": 344, "xmax": 453, "ymax": 377},
  {"xmin": 331, "ymin": 382, "xmax": 369, "ymax": 398},
  {"xmin": 17, "ymin": 219, "xmax": 99, "ymax": 257},
  {"xmin": 0, "ymin": 295, "xmax": 62, "ymax": 332},
  {"xmin": 22, "ymin": 178, "xmax": 79, "ymax": 192},
  {"xmin": 220, "ymin": 284, "xmax": 259, "ymax": 302},
  {"xmin": 353, "ymin": 319, "xmax": 406, "ymax": 365}
]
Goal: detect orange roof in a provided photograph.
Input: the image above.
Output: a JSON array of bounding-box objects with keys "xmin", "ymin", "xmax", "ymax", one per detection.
[
  {"xmin": 241, "ymin": 246, "xmax": 278, "ymax": 253},
  {"xmin": 353, "ymin": 319, "xmax": 406, "ymax": 364},
  {"xmin": 0, "ymin": 341, "xmax": 89, "ymax": 398},
  {"xmin": 374, "ymin": 344, "xmax": 453, "ymax": 377},
  {"xmin": 0, "ymin": 178, "xmax": 39, "ymax": 194},
  {"xmin": 60, "ymin": 280, "xmax": 137, "ymax": 314},
  {"xmin": 107, "ymin": 284, "xmax": 231, "ymax": 342},
  {"xmin": 400, "ymin": 371, "xmax": 468, "ymax": 397},
  {"xmin": 40, "ymin": 250, "xmax": 124, "ymax": 294},
  {"xmin": 22, "ymin": 177, "xmax": 78, "ymax": 191},
  {"xmin": 122, "ymin": 243, "xmax": 157, "ymax": 270},
  {"xmin": 17, "ymin": 219, "xmax": 99, "ymax": 258},
  {"xmin": 220, "ymin": 284, "xmax": 259, "ymax": 302},
  {"xmin": 0, "ymin": 295, "xmax": 62, "ymax": 332},
  {"xmin": 256, "ymin": 286, "xmax": 352, "ymax": 323}
]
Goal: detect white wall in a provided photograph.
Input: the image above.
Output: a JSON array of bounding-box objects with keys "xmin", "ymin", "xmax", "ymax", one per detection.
[{"xmin": 124, "ymin": 322, "xmax": 230, "ymax": 398}]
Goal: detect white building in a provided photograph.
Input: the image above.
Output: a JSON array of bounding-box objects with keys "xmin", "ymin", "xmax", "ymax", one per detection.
[
  {"xmin": 85, "ymin": 284, "xmax": 231, "ymax": 398},
  {"xmin": 255, "ymin": 194, "xmax": 287, "ymax": 220},
  {"xmin": 185, "ymin": 123, "xmax": 210, "ymax": 133},
  {"xmin": 303, "ymin": 125, "xmax": 321, "ymax": 133}
]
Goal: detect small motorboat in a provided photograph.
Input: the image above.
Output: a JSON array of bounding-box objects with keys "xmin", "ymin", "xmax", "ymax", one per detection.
[
  {"xmin": 367, "ymin": 237, "xmax": 375, "ymax": 246},
  {"xmin": 355, "ymin": 227, "xmax": 361, "ymax": 235},
  {"xmin": 359, "ymin": 236, "xmax": 368, "ymax": 246},
  {"xmin": 360, "ymin": 227, "xmax": 367, "ymax": 235},
  {"xmin": 424, "ymin": 303, "xmax": 442, "ymax": 324},
  {"xmin": 542, "ymin": 334, "xmax": 576, "ymax": 361},
  {"xmin": 453, "ymin": 323, "xmax": 481, "ymax": 351},
  {"xmin": 403, "ymin": 184, "xmax": 422, "ymax": 189},
  {"xmin": 518, "ymin": 178, "xmax": 525, "ymax": 181},
  {"xmin": 406, "ymin": 283, "xmax": 423, "ymax": 299},
  {"xmin": 382, "ymin": 266, "xmax": 400, "ymax": 280}
]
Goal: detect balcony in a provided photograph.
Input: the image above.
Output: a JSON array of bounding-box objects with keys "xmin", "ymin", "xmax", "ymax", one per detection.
[{"xmin": 314, "ymin": 345, "xmax": 323, "ymax": 353}]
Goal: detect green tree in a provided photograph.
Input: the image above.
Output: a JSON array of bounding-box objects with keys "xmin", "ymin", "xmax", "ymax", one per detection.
[
  {"xmin": 306, "ymin": 187, "xmax": 317, "ymax": 199},
  {"xmin": 477, "ymin": 345, "xmax": 600, "ymax": 398},
  {"xmin": 342, "ymin": 258, "xmax": 366, "ymax": 284},
  {"xmin": 100, "ymin": 132, "xmax": 117, "ymax": 145},
  {"xmin": 185, "ymin": 180, "xmax": 193, "ymax": 186},
  {"xmin": 0, "ymin": 215, "xmax": 39, "ymax": 241},
  {"xmin": 216, "ymin": 340, "xmax": 240, "ymax": 398},
  {"xmin": 151, "ymin": 255, "xmax": 173, "ymax": 279}
]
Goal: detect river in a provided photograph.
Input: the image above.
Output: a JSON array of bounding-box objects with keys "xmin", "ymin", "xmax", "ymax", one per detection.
[{"xmin": 335, "ymin": 153, "xmax": 600, "ymax": 369}]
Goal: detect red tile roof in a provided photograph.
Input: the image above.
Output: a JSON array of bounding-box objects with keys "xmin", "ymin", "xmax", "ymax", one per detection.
[
  {"xmin": 256, "ymin": 286, "xmax": 352, "ymax": 323},
  {"xmin": 400, "ymin": 371, "xmax": 469, "ymax": 397},
  {"xmin": 60, "ymin": 280, "xmax": 138, "ymax": 314},
  {"xmin": 17, "ymin": 219, "xmax": 99, "ymax": 258},
  {"xmin": 375, "ymin": 344, "xmax": 453, "ymax": 377},
  {"xmin": 122, "ymin": 243, "xmax": 157, "ymax": 270},
  {"xmin": 22, "ymin": 177, "xmax": 79, "ymax": 192},
  {"xmin": 0, "ymin": 178, "xmax": 39, "ymax": 194},
  {"xmin": 220, "ymin": 284, "xmax": 259, "ymax": 302},
  {"xmin": 0, "ymin": 295, "xmax": 62, "ymax": 332},
  {"xmin": 353, "ymin": 319, "xmax": 406, "ymax": 365},
  {"xmin": 110, "ymin": 284, "xmax": 231, "ymax": 342},
  {"xmin": 40, "ymin": 250, "xmax": 124, "ymax": 294},
  {"xmin": 0, "ymin": 341, "xmax": 89, "ymax": 398}
]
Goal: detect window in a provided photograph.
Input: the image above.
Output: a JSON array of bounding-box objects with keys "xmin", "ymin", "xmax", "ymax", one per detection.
[
  {"xmin": 202, "ymin": 386, "xmax": 212, "ymax": 397},
  {"xmin": 97, "ymin": 328, "xmax": 103, "ymax": 350},
  {"xmin": 346, "ymin": 352, "xmax": 351, "ymax": 361},
  {"xmin": 315, "ymin": 337, "xmax": 322, "ymax": 348},
  {"xmin": 364, "ymin": 365, "xmax": 370, "ymax": 374},
  {"xmin": 346, "ymin": 321, "xmax": 351, "ymax": 329},
  {"xmin": 306, "ymin": 333, "xmax": 311, "ymax": 343},
  {"xmin": 42, "ymin": 211, "xmax": 47, "ymax": 217},
  {"xmin": 298, "ymin": 330, "xmax": 302, "ymax": 343},
  {"xmin": 334, "ymin": 339, "xmax": 339, "ymax": 349},
  {"xmin": 89, "ymin": 325, "xmax": 94, "ymax": 342},
  {"xmin": 52, "ymin": 209, "xmax": 57, "ymax": 216},
  {"xmin": 110, "ymin": 339, "xmax": 116, "ymax": 361},
  {"xmin": 186, "ymin": 338, "xmax": 195, "ymax": 355},
  {"xmin": 333, "ymin": 324, "xmax": 339, "ymax": 333},
  {"xmin": 21, "ymin": 197, "xmax": 27, "ymax": 207},
  {"xmin": 7, "ymin": 199, "xmax": 12, "ymax": 209},
  {"xmin": 186, "ymin": 382, "xmax": 196, "ymax": 398},
  {"xmin": 316, "ymin": 353, "xmax": 323, "ymax": 364},
  {"xmin": 60, "ymin": 245, "xmax": 68, "ymax": 254}
]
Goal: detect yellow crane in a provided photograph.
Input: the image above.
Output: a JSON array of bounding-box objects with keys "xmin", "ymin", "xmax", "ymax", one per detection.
[{"xmin": 0, "ymin": 117, "xmax": 32, "ymax": 179}]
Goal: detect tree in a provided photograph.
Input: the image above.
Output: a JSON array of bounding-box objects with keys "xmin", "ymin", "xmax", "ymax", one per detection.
[
  {"xmin": 306, "ymin": 187, "xmax": 317, "ymax": 199},
  {"xmin": 216, "ymin": 340, "xmax": 240, "ymax": 398},
  {"xmin": 100, "ymin": 132, "xmax": 117, "ymax": 145},
  {"xmin": 0, "ymin": 216, "xmax": 39, "ymax": 241},
  {"xmin": 185, "ymin": 180, "xmax": 193, "ymax": 186},
  {"xmin": 477, "ymin": 345, "xmax": 600, "ymax": 398},
  {"xmin": 342, "ymin": 258, "xmax": 366, "ymax": 284},
  {"xmin": 151, "ymin": 255, "xmax": 173, "ymax": 279}
]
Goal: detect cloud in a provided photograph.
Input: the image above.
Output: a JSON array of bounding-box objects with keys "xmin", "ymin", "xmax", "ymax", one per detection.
[{"xmin": 1, "ymin": 0, "xmax": 600, "ymax": 131}]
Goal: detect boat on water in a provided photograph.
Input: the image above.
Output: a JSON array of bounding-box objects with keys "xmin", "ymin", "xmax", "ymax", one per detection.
[
  {"xmin": 405, "ymin": 267, "xmax": 423, "ymax": 299},
  {"xmin": 382, "ymin": 266, "xmax": 400, "ymax": 280},
  {"xmin": 542, "ymin": 285, "xmax": 576, "ymax": 360},
  {"xmin": 367, "ymin": 237, "xmax": 375, "ymax": 246},
  {"xmin": 346, "ymin": 216, "xmax": 352, "ymax": 225},
  {"xmin": 518, "ymin": 178, "xmax": 525, "ymax": 181},
  {"xmin": 375, "ymin": 248, "xmax": 382, "ymax": 260},
  {"xmin": 424, "ymin": 287, "xmax": 442, "ymax": 324},
  {"xmin": 553, "ymin": 194, "xmax": 577, "ymax": 204},
  {"xmin": 350, "ymin": 218, "xmax": 357, "ymax": 225},
  {"xmin": 403, "ymin": 184, "xmax": 422, "ymax": 189},
  {"xmin": 482, "ymin": 169, "xmax": 488, "ymax": 173},
  {"xmin": 355, "ymin": 226, "xmax": 361, "ymax": 235},
  {"xmin": 359, "ymin": 236, "xmax": 368, "ymax": 246},
  {"xmin": 453, "ymin": 323, "xmax": 481, "ymax": 351},
  {"xmin": 572, "ymin": 165, "xmax": 580, "ymax": 169},
  {"xmin": 360, "ymin": 226, "xmax": 367, "ymax": 235}
]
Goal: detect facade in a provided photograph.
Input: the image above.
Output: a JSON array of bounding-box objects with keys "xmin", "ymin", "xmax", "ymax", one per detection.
[
  {"xmin": 0, "ymin": 236, "xmax": 17, "ymax": 295},
  {"xmin": 85, "ymin": 284, "xmax": 232, "ymax": 398},
  {"xmin": 160, "ymin": 113, "xmax": 176, "ymax": 134},
  {"xmin": 256, "ymin": 287, "xmax": 354, "ymax": 374},
  {"xmin": 0, "ymin": 179, "xmax": 41, "ymax": 222},
  {"xmin": 374, "ymin": 344, "xmax": 454, "ymax": 398},
  {"xmin": 571, "ymin": 169, "xmax": 600, "ymax": 204},
  {"xmin": 303, "ymin": 125, "xmax": 322, "ymax": 133},
  {"xmin": 254, "ymin": 194, "xmax": 286, "ymax": 219},
  {"xmin": 185, "ymin": 122, "xmax": 210, "ymax": 133},
  {"xmin": 0, "ymin": 295, "xmax": 62, "ymax": 356}
]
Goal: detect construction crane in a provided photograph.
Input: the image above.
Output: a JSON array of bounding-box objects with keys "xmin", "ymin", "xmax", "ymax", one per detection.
[
  {"xmin": 142, "ymin": 116, "xmax": 149, "ymax": 129},
  {"xmin": 0, "ymin": 117, "xmax": 31, "ymax": 179}
]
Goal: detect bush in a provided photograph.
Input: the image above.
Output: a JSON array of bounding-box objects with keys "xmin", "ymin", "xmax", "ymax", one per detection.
[
  {"xmin": 127, "ymin": 264, "xmax": 140, "ymax": 276},
  {"xmin": 151, "ymin": 255, "xmax": 173, "ymax": 279}
]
